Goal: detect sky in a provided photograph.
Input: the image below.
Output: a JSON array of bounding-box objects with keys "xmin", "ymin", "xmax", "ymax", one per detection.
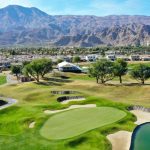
[{"xmin": 0, "ymin": 0, "xmax": 150, "ymax": 16}]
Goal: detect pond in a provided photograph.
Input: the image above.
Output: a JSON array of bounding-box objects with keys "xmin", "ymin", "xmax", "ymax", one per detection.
[{"xmin": 130, "ymin": 123, "xmax": 150, "ymax": 150}]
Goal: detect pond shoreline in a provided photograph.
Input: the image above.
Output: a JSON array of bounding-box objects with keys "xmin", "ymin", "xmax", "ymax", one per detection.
[
  {"xmin": 129, "ymin": 122, "xmax": 150, "ymax": 150},
  {"xmin": 107, "ymin": 106, "xmax": 150, "ymax": 150}
]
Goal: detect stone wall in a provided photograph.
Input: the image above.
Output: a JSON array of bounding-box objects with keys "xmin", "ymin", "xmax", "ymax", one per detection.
[
  {"xmin": 57, "ymin": 96, "xmax": 85, "ymax": 102},
  {"xmin": 128, "ymin": 105, "xmax": 150, "ymax": 112},
  {"xmin": 51, "ymin": 91, "xmax": 79, "ymax": 95}
]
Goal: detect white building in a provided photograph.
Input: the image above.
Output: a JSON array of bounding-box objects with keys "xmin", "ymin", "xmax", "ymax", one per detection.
[
  {"xmin": 140, "ymin": 55, "xmax": 150, "ymax": 61},
  {"xmin": 85, "ymin": 55, "xmax": 97, "ymax": 61},
  {"xmin": 116, "ymin": 55, "xmax": 130, "ymax": 61},
  {"xmin": 57, "ymin": 61, "xmax": 82, "ymax": 73},
  {"xmin": 106, "ymin": 55, "xmax": 116, "ymax": 61},
  {"xmin": 130, "ymin": 55, "xmax": 140, "ymax": 61}
]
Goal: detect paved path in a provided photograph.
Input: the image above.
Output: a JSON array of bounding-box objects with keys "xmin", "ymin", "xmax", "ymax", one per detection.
[
  {"xmin": 6, "ymin": 74, "xmax": 18, "ymax": 85},
  {"xmin": 0, "ymin": 73, "xmax": 18, "ymax": 110},
  {"xmin": 0, "ymin": 97, "xmax": 18, "ymax": 110},
  {"xmin": 0, "ymin": 72, "xmax": 18, "ymax": 85}
]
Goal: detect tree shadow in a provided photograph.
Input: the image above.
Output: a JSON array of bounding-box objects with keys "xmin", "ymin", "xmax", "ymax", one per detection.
[
  {"xmin": 35, "ymin": 81, "xmax": 62, "ymax": 86},
  {"xmin": 43, "ymin": 77, "xmax": 73, "ymax": 83},
  {"xmin": 67, "ymin": 137, "xmax": 87, "ymax": 147},
  {"xmin": 102, "ymin": 83, "xmax": 150, "ymax": 87}
]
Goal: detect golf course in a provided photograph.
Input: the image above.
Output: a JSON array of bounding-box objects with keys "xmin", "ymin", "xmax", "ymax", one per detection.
[
  {"xmin": 40, "ymin": 107, "xmax": 126, "ymax": 140},
  {"xmin": 0, "ymin": 71, "xmax": 149, "ymax": 150}
]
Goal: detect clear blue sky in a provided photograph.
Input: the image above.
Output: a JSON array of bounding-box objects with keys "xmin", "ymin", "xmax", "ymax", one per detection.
[{"xmin": 0, "ymin": 0, "xmax": 150, "ymax": 16}]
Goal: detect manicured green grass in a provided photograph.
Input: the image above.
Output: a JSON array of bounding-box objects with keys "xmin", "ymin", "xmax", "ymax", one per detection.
[
  {"xmin": 40, "ymin": 107, "xmax": 126, "ymax": 140},
  {"xmin": 0, "ymin": 75, "xmax": 6, "ymax": 85}
]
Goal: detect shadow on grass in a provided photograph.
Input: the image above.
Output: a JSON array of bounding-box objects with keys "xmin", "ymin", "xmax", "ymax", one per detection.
[
  {"xmin": 102, "ymin": 83, "xmax": 150, "ymax": 87},
  {"xmin": 43, "ymin": 77, "xmax": 73, "ymax": 83},
  {"xmin": 35, "ymin": 81, "xmax": 62, "ymax": 86},
  {"xmin": 67, "ymin": 137, "xmax": 88, "ymax": 147}
]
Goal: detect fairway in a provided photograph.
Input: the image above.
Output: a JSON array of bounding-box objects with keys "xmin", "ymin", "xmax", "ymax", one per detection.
[{"xmin": 40, "ymin": 107, "xmax": 126, "ymax": 140}]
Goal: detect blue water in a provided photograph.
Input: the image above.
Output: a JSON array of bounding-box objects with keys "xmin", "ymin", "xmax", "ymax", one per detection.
[{"xmin": 130, "ymin": 123, "xmax": 150, "ymax": 150}]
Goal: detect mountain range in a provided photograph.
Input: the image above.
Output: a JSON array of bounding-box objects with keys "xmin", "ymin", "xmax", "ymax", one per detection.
[{"xmin": 1, "ymin": 5, "xmax": 150, "ymax": 47}]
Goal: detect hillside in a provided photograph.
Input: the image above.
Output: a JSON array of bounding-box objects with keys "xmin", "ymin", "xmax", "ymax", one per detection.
[{"xmin": 0, "ymin": 5, "xmax": 150, "ymax": 47}]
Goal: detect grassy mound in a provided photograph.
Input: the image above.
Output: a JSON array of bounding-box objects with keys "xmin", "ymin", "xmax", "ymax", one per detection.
[{"xmin": 40, "ymin": 107, "xmax": 126, "ymax": 140}]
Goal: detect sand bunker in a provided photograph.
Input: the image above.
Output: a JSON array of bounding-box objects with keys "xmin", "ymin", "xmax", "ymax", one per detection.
[
  {"xmin": 44, "ymin": 104, "xmax": 96, "ymax": 114},
  {"xmin": 130, "ymin": 110, "xmax": 150, "ymax": 125},
  {"xmin": 29, "ymin": 122, "xmax": 35, "ymax": 128},
  {"xmin": 107, "ymin": 109, "xmax": 150, "ymax": 150},
  {"xmin": 107, "ymin": 131, "xmax": 132, "ymax": 150}
]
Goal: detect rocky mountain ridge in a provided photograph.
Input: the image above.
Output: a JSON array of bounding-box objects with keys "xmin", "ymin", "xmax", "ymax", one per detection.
[{"xmin": 0, "ymin": 5, "xmax": 150, "ymax": 47}]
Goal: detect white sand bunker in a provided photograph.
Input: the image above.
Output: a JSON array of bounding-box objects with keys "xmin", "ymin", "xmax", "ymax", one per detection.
[
  {"xmin": 44, "ymin": 104, "xmax": 96, "ymax": 114},
  {"xmin": 130, "ymin": 110, "xmax": 150, "ymax": 125},
  {"xmin": 61, "ymin": 98, "xmax": 86, "ymax": 104},
  {"xmin": 57, "ymin": 96, "xmax": 86, "ymax": 104},
  {"xmin": 107, "ymin": 131, "xmax": 132, "ymax": 150},
  {"xmin": 29, "ymin": 122, "xmax": 35, "ymax": 128}
]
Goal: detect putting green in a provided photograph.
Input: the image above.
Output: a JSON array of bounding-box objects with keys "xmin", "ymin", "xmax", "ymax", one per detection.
[{"xmin": 40, "ymin": 107, "xmax": 126, "ymax": 140}]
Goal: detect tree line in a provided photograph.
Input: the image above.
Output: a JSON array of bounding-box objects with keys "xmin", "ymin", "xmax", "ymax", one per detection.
[
  {"xmin": 11, "ymin": 58, "xmax": 53, "ymax": 82},
  {"xmin": 89, "ymin": 59, "xmax": 150, "ymax": 85},
  {"xmin": 11, "ymin": 57, "xmax": 150, "ymax": 85},
  {"xmin": 1, "ymin": 45, "xmax": 150, "ymax": 56}
]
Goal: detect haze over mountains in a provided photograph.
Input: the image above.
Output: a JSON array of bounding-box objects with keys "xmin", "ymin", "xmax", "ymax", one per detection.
[{"xmin": 1, "ymin": 5, "xmax": 150, "ymax": 47}]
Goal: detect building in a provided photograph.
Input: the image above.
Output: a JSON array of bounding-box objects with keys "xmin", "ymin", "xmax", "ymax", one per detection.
[
  {"xmin": 106, "ymin": 55, "xmax": 116, "ymax": 61},
  {"xmin": 85, "ymin": 55, "xmax": 97, "ymax": 62},
  {"xmin": 0, "ymin": 61, "xmax": 11, "ymax": 70},
  {"xmin": 105, "ymin": 51, "xmax": 115, "ymax": 55},
  {"xmin": 116, "ymin": 55, "xmax": 131, "ymax": 61},
  {"xmin": 57, "ymin": 61, "xmax": 82, "ymax": 73},
  {"xmin": 140, "ymin": 55, "xmax": 150, "ymax": 61},
  {"xmin": 130, "ymin": 55, "xmax": 140, "ymax": 61}
]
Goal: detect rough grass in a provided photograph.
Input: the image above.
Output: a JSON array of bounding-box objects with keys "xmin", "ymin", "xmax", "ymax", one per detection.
[{"xmin": 65, "ymin": 73, "xmax": 150, "ymax": 107}]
